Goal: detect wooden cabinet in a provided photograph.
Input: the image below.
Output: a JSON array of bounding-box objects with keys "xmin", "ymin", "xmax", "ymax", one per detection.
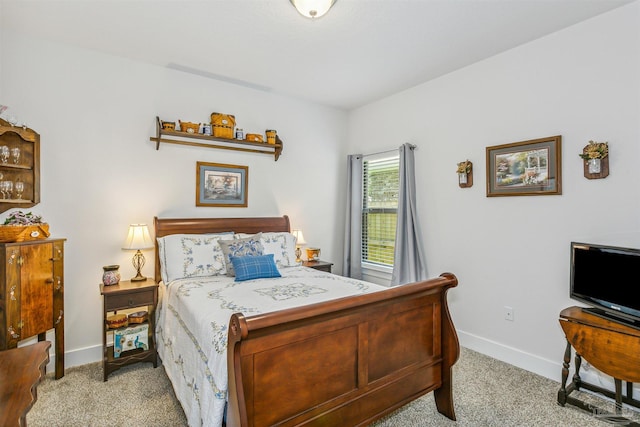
[
  {"xmin": 100, "ymin": 280, "xmax": 158, "ymax": 381},
  {"xmin": 0, "ymin": 239, "xmax": 65, "ymax": 379},
  {"xmin": 0, "ymin": 119, "xmax": 40, "ymax": 213},
  {"xmin": 150, "ymin": 116, "xmax": 284, "ymax": 161}
]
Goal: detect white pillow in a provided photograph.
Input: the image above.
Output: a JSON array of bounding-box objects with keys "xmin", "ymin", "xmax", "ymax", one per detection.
[
  {"xmin": 235, "ymin": 232, "xmax": 299, "ymax": 268},
  {"xmin": 157, "ymin": 233, "xmax": 234, "ymax": 283}
]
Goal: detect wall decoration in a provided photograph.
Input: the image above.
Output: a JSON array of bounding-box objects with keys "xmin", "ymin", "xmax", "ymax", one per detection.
[
  {"xmin": 196, "ymin": 162, "xmax": 248, "ymax": 207},
  {"xmin": 456, "ymin": 160, "xmax": 473, "ymax": 188},
  {"xmin": 579, "ymin": 140, "xmax": 609, "ymax": 179},
  {"xmin": 486, "ymin": 135, "xmax": 562, "ymax": 197}
]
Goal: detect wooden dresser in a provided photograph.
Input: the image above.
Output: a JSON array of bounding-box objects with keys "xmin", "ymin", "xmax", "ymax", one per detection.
[{"xmin": 0, "ymin": 239, "xmax": 65, "ymax": 379}]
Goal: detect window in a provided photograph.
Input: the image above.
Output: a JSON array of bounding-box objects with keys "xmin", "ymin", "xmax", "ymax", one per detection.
[{"xmin": 362, "ymin": 154, "xmax": 399, "ymax": 268}]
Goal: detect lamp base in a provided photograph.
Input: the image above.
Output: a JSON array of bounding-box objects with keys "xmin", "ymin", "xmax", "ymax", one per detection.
[{"xmin": 130, "ymin": 250, "xmax": 147, "ymax": 282}]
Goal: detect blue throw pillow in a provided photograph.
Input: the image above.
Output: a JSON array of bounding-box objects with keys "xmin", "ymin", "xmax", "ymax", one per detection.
[
  {"xmin": 218, "ymin": 234, "xmax": 264, "ymax": 277},
  {"xmin": 230, "ymin": 254, "xmax": 282, "ymax": 282}
]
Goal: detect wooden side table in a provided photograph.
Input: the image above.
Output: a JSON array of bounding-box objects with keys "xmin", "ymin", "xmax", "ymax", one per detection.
[
  {"xmin": 302, "ymin": 260, "xmax": 333, "ymax": 273},
  {"xmin": 558, "ymin": 306, "xmax": 640, "ymax": 418},
  {"xmin": 0, "ymin": 341, "xmax": 51, "ymax": 427},
  {"xmin": 100, "ymin": 280, "xmax": 158, "ymax": 381}
]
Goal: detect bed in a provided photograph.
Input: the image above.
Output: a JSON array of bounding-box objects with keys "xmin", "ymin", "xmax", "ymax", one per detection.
[{"xmin": 153, "ymin": 215, "xmax": 459, "ymax": 427}]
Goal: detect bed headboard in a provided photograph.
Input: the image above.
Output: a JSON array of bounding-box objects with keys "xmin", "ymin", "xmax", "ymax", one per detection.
[{"xmin": 153, "ymin": 215, "xmax": 291, "ymax": 283}]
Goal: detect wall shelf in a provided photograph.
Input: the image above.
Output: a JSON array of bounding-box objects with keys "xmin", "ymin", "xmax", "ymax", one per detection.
[
  {"xmin": 0, "ymin": 118, "xmax": 40, "ymax": 214},
  {"xmin": 149, "ymin": 117, "xmax": 283, "ymax": 161}
]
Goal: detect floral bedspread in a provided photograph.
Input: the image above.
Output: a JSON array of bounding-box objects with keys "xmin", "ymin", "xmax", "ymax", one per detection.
[{"xmin": 156, "ymin": 266, "xmax": 384, "ymax": 427}]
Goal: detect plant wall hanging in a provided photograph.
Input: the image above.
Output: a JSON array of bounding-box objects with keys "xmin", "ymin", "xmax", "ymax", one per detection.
[
  {"xmin": 456, "ymin": 160, "xmax": 473, "ymax": 188},
  {"xmin": 579, "ymin": 140, "xmax": 609, "ymax": 179}
]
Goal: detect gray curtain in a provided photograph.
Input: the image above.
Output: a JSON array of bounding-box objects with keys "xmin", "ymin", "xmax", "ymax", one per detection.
[
  {"xmin": 343, "ymin": 154, "xmax": 363, "ymax": 279},
  {"xmin": 391, "ymin": 143, "xmax": 427, "ymax": 286}
]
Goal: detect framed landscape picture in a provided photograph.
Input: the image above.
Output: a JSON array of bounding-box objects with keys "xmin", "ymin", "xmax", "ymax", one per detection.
[
  {"xmin": 196, "ymin": 162, "xmax": 248, "ymax": 207},
  {"xmin": 486, "ymin": 135, "xmax": 562, "ymax": 197}
]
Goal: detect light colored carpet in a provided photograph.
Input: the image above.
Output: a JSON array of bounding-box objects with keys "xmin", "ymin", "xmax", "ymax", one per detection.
[{"xmin": 28, "ymin": 347, "xmax": 630, "ymax": 426}]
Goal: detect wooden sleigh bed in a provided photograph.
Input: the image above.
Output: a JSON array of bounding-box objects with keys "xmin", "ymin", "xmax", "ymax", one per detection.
[{"xmin": 154, "ymin": 215, "xmax": 459, "ymax": 427}]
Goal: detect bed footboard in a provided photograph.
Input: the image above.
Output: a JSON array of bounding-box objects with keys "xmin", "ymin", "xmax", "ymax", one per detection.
[{"xmin": 227, "ymin": 272, "xmax": 459, "ymax": 427}]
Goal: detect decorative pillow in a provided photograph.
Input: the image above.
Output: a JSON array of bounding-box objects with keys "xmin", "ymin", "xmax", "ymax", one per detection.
[
  {"xmin": 157, "ymin": 233, "xmax": 234, "ymax": 283},
  {"xmin": 230, "ymin": 254, "xmax": 281, "ymax": 282},
  {"xmin": 235, "ymin": 232, "xmax": 299, "ymax": 268},
  {"xmin": 219, "ymin": 233, "xmax": 264, "ymax": 276}
]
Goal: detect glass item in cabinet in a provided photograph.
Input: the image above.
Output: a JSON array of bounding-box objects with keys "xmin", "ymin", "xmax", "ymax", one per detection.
[
  {"xmin": 10, "ymin": 147, "xmax": 20, "ymax": 165},
  {"xmin": 0, "ymin": 146, "xmax": 8, "ymax": 164},
  {"xmin": 3, "ymin": 181, "xmax": 13, "ymax": 199},
  {"xmin": 14, "ymin": 180, "xmax": 24, "ymax": 199}
]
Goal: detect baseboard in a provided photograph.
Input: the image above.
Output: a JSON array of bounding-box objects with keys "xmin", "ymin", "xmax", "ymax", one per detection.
[
  {"xmin": 50, "ymin": 332, "xmax": 631, "ymax": 399},
  {"xmin": 58, "ymin": 333, "xmax": 562, "ymax": 379},
  {"xmin": 458, "ymin": 329, "xmax": 640, "ymax": 399},
  {"xmin": 457, "ymin": 329, "xmax": 561, "ymax": 382},
  {"xmin": 65, "ymin": 344, "xmax": 103, "ymax": 367},
  {"xmin": 57, "ymin": 333, "xmax": 562, "ymax": 378},
  {"xmin": 42, "ymin": 344, "xmax": 102, "ymax": 374}
]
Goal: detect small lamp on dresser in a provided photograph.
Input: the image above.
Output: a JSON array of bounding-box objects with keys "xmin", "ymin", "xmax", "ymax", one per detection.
[
  {"xmin": 292, "ymin": 229, "xmax": 307, "ymax": 263},
  {"xmin": 122, "ymin": 223, "xmax": 154, "ymax": 281}
]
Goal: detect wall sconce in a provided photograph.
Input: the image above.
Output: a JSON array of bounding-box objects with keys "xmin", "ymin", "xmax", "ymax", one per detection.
[
  {"xmin": 292, "ymin": 229, "xmax": 307, "ymax": 262},
  {"xmin": 579, "ymin": 140, "xmax": 609, "ymax": 179},
  {"xmin": 456, "ymin": 160, "xmax": 473, "ymax": 188},
  {"xmin": 122, "ymin": 224, "xmax": 154, "ymax": 281},
  {"xmin": 290, "ymin": 0, "xmax": 337, "ymax": 19}
]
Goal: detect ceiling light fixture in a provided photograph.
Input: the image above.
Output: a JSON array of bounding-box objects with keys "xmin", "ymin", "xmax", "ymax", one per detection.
[{"xmin": 290, "ymin": 0, "xmax": 336, "ymax": 19}]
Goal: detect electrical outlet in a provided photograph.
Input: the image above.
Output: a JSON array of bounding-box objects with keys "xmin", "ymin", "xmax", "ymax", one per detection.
[{"xmin": 504, "ymin": 306, "xmax": 514, "ymax": 321}]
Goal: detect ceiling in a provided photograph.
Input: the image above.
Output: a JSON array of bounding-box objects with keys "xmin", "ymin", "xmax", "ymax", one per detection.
[{"xmin": 2, "ymin": 0, "xmax": 634, "ymax": 110}]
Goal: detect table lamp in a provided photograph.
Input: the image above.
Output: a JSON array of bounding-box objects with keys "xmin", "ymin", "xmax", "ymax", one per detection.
[
  {"xmin": 292, "ymin": 229, "xmax": 307, "ymax": 263},
  {"xmin": 122, "ymin": 223, "xmax": 154, "ymax": 281}
]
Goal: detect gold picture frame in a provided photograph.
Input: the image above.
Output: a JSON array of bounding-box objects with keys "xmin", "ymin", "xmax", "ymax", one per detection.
[
  {"xmin": 196, "ymin": 162, "xmax": 248, "ymax": 207},
  {"xmin": 486, "ymin": 135, "xmax": 562, "ymax": 197}
]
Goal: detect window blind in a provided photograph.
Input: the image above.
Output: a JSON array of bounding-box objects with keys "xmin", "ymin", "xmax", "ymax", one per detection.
[{"xmin": 362, "ymin": 155, "xmax": 399, "ymax": 267}]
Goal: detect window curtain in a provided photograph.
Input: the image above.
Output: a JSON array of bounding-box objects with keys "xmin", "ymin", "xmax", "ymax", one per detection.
[
  {"xmin": 343, "ymin": 154, "xmax": 363, "ymax": 279},
  {"xmin": 391, "ymin": 143, "xmax": 427, "ymax": 286}
]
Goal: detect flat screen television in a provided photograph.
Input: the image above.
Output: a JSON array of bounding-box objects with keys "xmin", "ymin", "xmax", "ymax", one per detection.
[{"xmin": 570, "ymin": 241, "xmax": 640, "ymax": 328}]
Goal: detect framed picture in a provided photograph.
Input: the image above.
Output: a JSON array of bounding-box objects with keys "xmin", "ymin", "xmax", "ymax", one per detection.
[
  {"xmin": 486, "ymin": 135, "xmax": 562, "ymax": 197},
  {"xmin": 196, "ymin": 162, "xmax": 248, "ymax": 207}
]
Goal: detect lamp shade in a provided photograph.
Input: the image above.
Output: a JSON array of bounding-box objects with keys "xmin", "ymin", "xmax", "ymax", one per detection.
[
  {"xmin": 122, "ymin": 224, "xmax": 154, "ymax": 250},
  {"xmin": 292, "ymin": 229, "xmax": 307, "ymax": 246},
  {"xmin": 290, "ymin": 0, "xmax": 336, "ymax": 19}
]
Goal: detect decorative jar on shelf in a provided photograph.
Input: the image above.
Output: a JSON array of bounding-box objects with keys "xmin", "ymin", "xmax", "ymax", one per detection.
[
  {"xmin": 266, "ymin": 130, "xmax": 277, "ymax": 145},
  {"xmin": 102, "ymin": 265, "xmax": 121, "ymax": 286}
]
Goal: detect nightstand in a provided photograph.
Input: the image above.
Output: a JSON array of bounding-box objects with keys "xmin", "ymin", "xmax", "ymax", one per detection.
[
  {"xmin": 100, "ymin": 280, "xmax": 158, "ymax": 381},
  {"xmin": 302, "ymin": 260, "xmax": 333, "ymax": 273}
]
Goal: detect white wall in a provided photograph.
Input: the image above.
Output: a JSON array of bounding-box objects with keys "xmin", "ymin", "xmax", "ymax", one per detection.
[
  {"xmin": 2, "ymin": 1, "xmax": 639, "ymax": 385},
  {"xmin": 0, "ymin": 31, "xmax": 348, "ymax": 367},
  {"xmin": 347, "ymin": 2, "xmax": 640, "ymax": 380}
]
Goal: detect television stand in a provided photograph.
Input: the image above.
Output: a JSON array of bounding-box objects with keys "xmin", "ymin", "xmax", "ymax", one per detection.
[
  {"xmin": 583, "ymin": 307, "xmax": 640, "ymax": 330},
  {"xmin": 558, "ymin": 306, "xmax": 640, "ymax": 422}
]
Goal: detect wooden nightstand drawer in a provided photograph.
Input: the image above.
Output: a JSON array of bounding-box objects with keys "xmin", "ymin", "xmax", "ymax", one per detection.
[{"xmin": 105, "ymin": 289, "xmax": 154, "ymax": 311}]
